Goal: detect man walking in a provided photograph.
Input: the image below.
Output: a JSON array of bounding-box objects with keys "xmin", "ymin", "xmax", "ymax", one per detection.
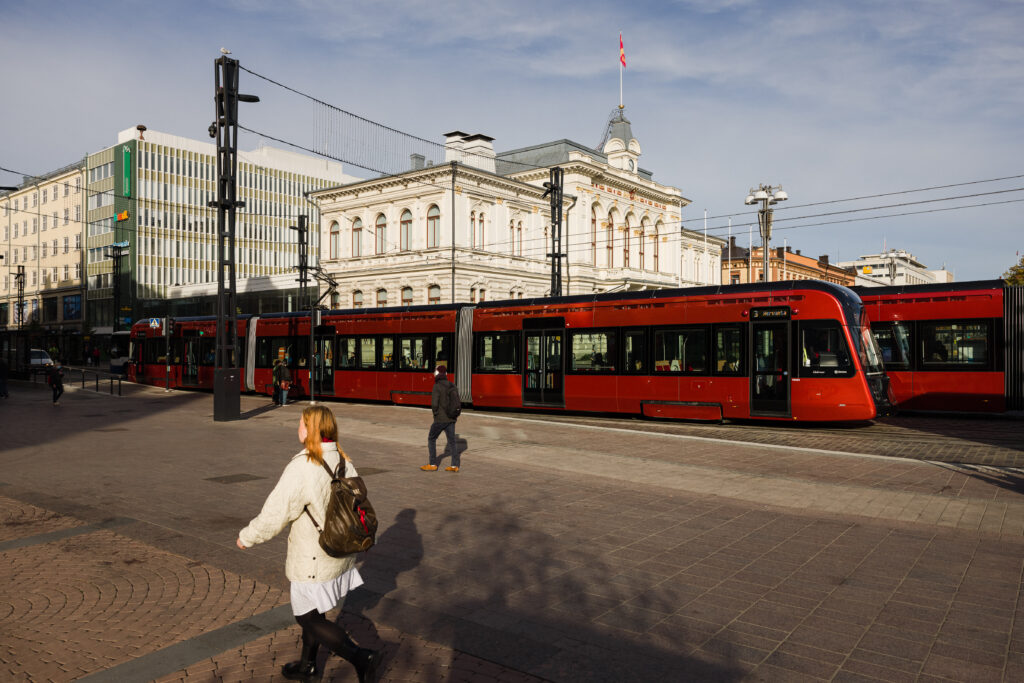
[
  {"xmin": 421, "ymin": 365, "xmax": 461, "ymax": 472},
  {"xmin": 47, "ymin": 360, "xmax": 65, "ymax": 406},
  {"xmin": 272, "ymin": 358, "xmax": 292, "ymax": 406}
]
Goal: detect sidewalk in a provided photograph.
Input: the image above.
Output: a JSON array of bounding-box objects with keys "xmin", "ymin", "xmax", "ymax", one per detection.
[{"xmin": 2, "ymin": 380, "xmax": 1024, "ymax": 681}]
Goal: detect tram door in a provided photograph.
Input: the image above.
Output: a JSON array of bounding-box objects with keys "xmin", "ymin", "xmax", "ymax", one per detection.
[
  {"xmin": 523, "ymin": 324, "xmax": 564, "ymax": 407},
  {"xmin": 182, "ymin": 333, "xmax": 200, "ymax": 386},
  {"xmin": 313, "ymin": 327, "xmax": 336, "ymax": 396},
  {"xmin": 750, "ymin": 314, "xmax": 791, "ymax": 416}
]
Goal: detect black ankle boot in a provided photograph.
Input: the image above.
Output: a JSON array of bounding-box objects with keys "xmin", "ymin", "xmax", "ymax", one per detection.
[
  {"xmin": 281, "ymin": 659, "xmax": 317, "ymax": 680},
  {"xmin": 355, "ymin": 648, "xmax": 383, "ymax": 683}
]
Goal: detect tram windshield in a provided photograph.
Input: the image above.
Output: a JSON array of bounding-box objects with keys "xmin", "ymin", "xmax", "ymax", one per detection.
[{"xmin": 857, "ymin": 313, "xmax": 886, "ymax": 374}]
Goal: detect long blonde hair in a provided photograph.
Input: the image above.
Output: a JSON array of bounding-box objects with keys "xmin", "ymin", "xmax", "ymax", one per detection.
[{"xmin": 301, "ymin": 405, "xmax": 349, "ymax": 466}]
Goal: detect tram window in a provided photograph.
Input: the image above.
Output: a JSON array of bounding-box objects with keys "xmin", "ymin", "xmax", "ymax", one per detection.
[
  {"xmin": 653, "ymin": 328, "xmax": 708, "ymax": 373},
  {"xmin": 871, "ymin": 322, "xmax": 911, "ymax": 370},
  {"xmin": 432, "ymin": 335, "xmax": 450, "ymax": 368},
  {"xmin": 919, "ymin": 321, "xmax": 990, "ymax": 368},
  {"xmin": 338, "ymin": 337, "xmax": 357, "ymax": 368},
  {"xmin": 143, "ymin": 339, "xmax": 162, "ymax": 364},
  {"xmin": 569, "ymin": 330, "xmax": 617, "ymax": 373},
  {"xmin": 713, "ymin": 325, "xmax": 744, "ymax": 375},
  {"xmin": 198, "ymin": 338, "xmax": 216, "ymax": 366},
  {"xmin": 475, "ymin": 332, "xmax": 519, "ymax": 372},
  {"xmin": 381, "ymin": 337, "xmax": 395, "ymax": 369},
  {"xmin": 399, "ymin": 336, "xmax": 430, "ymax": 370},
  {"xmin": 623, "ymin": 330, "xmax": 646, "ymax": 374},
  {"xmin": 798, "ymin": 321, "xmax": 854, "ymax": 377},
  {"xmin": 358, "ymin": 337, "xmax": 376, "ymax": 369},
  {"xmin": 262, "ymin": 336, "xmax": 297, "ymax": 367}
]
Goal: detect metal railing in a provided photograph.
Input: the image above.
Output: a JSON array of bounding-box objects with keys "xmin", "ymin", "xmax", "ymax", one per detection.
[{"xmin": 31, "ymin": 367, "xmax": 123, "ymax": 396}]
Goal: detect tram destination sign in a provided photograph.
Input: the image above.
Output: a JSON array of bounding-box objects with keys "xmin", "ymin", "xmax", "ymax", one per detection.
[{"xmin": 750, "ymin": 306, "xmax": 791, "ymax": 320}]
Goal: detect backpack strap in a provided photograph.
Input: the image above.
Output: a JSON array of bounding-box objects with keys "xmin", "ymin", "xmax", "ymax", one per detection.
[{"xmin": 305, "ymin": 458, "xmax": 340, "ymax": 531}]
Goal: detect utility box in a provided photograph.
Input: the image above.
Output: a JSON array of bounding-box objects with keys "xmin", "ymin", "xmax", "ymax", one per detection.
[{"xmin": 214, "ymin": 368, "xmax": 240, "ymax": 421}]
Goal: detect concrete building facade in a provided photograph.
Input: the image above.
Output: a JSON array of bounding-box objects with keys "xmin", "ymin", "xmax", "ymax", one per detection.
[
  {"xmin": 85, "ymin": 127, "xmax": 356, "ymax": 333},
  {"xmin": 838, "ymin": 249, "xmax": 954, "ymax": 287},
  {"xmin": 1, "ymin": 163, "xmax": 87, "ymax": 347}
]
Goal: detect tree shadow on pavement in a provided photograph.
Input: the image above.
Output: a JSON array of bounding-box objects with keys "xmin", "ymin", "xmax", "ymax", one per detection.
[{"xmin": 364, "ymin": 480, "xmax": 747, "ymax": 683}]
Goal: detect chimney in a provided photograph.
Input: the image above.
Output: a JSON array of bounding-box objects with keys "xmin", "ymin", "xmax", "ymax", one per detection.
[
  {"xmin": 776, "ymin": 246, "xmax": 785, "ymax": 259},
  {"xmin": 410, "ymin": 153, "xmax": 425, "ymax": 171},
  {"xmin": 819, "ymin": 254, "xmax": 829, "ymax": 266},
  {"xmin": 460, "ymin": 133, "xmax": 496, "ymax": 173},
  {"xmin": 444, "ymin": 130, "xmax": 469, "ymax": 163},
  {"xmin": 729, "ymin": 235, "xmax": 737, "ymax": 251},
  {"xmin": 796, "ymin": 249, "xmax": 801, "ymax": 256},
  {"xmin": 786, "ymin": 245, "xmax": 792, "ymax": 253}
]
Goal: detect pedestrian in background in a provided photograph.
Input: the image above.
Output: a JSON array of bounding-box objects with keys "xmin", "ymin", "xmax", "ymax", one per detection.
[
  {"xmin": 274, "ymin": 359, "xmax": 292, "ymax": 406},
  {"xmin": 47, "ymin": 360, "xmax": 65, "ymax": 406},
  {"xmin": 421, "ymin": 365, "xmax": 461, "ymax": 472},
  {"xmin": 237, "ymin": 405, "xmax": 383, "ymax": 682},
  {"xmin": 272, "ymin": 359, "xmax": 282, "ymax": 405}
]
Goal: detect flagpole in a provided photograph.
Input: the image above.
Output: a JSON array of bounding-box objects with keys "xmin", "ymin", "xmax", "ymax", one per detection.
[
  {"xmin": 619, "ymin": 35, "xmax": 623, "ymax": 108},
  {"xmin": 703, "ymin": 209, "xmax": 708, "ymax": 284}
]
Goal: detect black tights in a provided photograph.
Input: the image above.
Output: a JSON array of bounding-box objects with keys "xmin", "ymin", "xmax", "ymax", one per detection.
[{"xmin": 295, "ymin": 609, "xmax": 361, "ymax": 665}]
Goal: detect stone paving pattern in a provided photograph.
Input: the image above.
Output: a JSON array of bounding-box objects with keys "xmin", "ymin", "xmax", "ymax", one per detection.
[{"xmin": 1, "ymin": 379, "xmax": 1024, "ymax": 681}]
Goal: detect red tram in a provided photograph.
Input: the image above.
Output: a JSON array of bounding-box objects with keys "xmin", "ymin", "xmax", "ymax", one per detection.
[
  {"xmin": 853, "ymin": 280, "xmax": 1024, "ymax": 413},
  {"xmin": 128, "ymin": 281, "xmax": 892, "ymax": 422}
]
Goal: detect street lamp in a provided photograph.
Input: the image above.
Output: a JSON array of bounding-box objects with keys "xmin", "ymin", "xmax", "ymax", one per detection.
[{"xmin": 744, "ymin": 184, "xmax": 788, "ymax": 282}]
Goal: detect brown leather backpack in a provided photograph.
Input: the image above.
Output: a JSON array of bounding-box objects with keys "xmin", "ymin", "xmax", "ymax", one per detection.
[{"xmin": 304, "ymin": 460, "xmax": 378, "ymax": 556}]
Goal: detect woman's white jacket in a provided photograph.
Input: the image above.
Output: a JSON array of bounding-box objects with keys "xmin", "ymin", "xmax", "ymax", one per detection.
[{"xmin": 239, "ymin": 442, "xmax": 357, "ymax": 583}]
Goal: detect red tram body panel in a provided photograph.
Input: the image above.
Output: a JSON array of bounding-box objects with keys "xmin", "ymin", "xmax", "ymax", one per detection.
[
  {"xmin": 128, "ymin": 281, "xmax": 893, "ymax": 422},
  {"xmin": 854, "ymin": 280, "xmax": 1019, "ymax": 413}
]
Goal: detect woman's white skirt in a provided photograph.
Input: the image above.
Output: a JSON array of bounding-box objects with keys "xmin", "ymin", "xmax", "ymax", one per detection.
[{"xmin": 290, "ymin": 567, "xmax": 364, "ymax": 616}]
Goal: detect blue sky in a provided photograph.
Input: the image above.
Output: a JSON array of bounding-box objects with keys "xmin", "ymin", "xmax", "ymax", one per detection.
[{"xmin": 2, "ymin": 0, "xmax": 1022, "ymax": 279}]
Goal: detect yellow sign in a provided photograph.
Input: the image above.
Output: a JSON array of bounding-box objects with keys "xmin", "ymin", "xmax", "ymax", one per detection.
[{"xmin": 862, "ymin": 265, "xmax": 873, "ymax": 274}]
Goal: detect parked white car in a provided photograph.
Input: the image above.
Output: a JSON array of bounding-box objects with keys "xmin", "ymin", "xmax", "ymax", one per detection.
[{"xmin": 29, "ymin": 349, "xmax": 54, "ymax": 374}]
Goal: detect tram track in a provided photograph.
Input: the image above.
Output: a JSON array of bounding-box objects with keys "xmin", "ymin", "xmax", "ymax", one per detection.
[{"xmin": 477, "ymin": 409, "xmax": 1024, "ymax": 467}]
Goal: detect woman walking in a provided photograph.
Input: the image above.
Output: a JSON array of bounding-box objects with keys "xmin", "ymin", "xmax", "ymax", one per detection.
[{"xmin": 237, "ymin": 405, "xmax": 383, "ymax": 682}]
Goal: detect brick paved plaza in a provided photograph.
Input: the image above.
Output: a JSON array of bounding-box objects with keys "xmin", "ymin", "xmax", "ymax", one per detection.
[{"xmin": 2, "ymin": 379, "xmax": 1024, "ymax": 682}]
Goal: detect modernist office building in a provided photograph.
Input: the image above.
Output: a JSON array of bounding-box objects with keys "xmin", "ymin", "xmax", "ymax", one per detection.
[{"xmin": 84, "ymin": 127, "xmax": 355, "ymax": 332}]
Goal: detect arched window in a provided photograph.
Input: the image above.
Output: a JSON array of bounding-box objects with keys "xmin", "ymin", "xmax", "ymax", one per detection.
[
  {"xmin": 470, "ymin": 212, "xmax": 476, "ymax": 249},
  {"xmin": 591, "ymin": 207, "xmax": 597, "ymax": 264},
  {"xmin": 517, "ymin": 221, "xmax": 523, "ymax": 256},
  {"xmin": 477, "ymin": 213, "xmax": 485, "ymax": 249},
  {"xmin": 509, "ymin": 220, "xmax": 515, "ymax": 255},
  {"xmin": 623, "ymin": 216, "xmax": 631, "ymax": 268},
  {"xmin": 375, "ymin": 214, "xmax": 386, "ymax": 254},
  {"xmin": 639, "ymin": 217, "xmax": 648, "ymax": 270},
  {"xmin": 400, "ymin": 209, "xmax": 412, "ymax": 251},
  {"xmin": 427, "ymin": 205, "xmax": 440, "ymax": 248},
  {"xmin": 329, "ymin": 221, "xmax": 340, "ymax": 259},
  {"xmin": 376, "ymin": 289, "xmax": 387, "ymax": 307},
  {"xmin": 352, "ymin": 218, "xmax": 363, "ymax": 257},
  {"xmin": 606, "ymin": 212, "xmax": 614, "ymax": 268},
  {"xmin": 353, "ymin": 290, "xmax": 363, "ymax": 308},
  {"xmin": 401, "ymin": 286, "xmax": 413, "ymax": 306},
  {"xmin": 654, "ymin": 221, "xmax": 662, "ymax": 272},
  {"xmin": 428, "ymin": 284, "xmax": 441, "ymax": 304}
]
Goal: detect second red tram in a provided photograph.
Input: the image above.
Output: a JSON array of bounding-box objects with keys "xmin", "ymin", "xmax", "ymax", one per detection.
[
  {"xmin": 128, "ymin": 281, "xmax": 891, "ymax": 422},
  {"xmin": 853, "ymin": 279, "xmax": 1024, "ymax": 413}
]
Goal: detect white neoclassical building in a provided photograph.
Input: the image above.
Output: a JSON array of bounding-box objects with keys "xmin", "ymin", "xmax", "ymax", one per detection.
[{"xmin": 310, "ymin": 110, "xmax": 723, "ymax": 308}]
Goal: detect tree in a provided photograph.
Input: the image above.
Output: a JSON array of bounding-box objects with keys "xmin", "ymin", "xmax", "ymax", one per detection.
[{"xmin": 1003, "ymin": 254, "xmax": 1024, "ymax": 285}]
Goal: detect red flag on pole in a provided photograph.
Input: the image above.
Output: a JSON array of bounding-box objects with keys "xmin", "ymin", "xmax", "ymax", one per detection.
[{"xmin": 619, "ymin": 33, "xmax": 626, "ymax": 68}]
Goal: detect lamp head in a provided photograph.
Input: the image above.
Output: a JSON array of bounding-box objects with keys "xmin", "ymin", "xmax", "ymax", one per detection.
[
  {"xmin": 753, "ymin": 189, "xmax": 769, "ymax": 201},
  {"xmin": 773, "ymin": 190, "xmax": 788, "ymax": 201},
  {"xmin": 744, "ymin": 195, "xmax": 755, "ymax": 205}
]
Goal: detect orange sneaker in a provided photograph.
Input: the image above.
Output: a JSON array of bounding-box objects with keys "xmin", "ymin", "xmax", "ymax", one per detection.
[
  {"xmin": 445, "ymin": 466, "xmax": 460, "ymax": 472},
  {"xmin": 420, "ymin": 464, "xmax": 438, "ymax": 471}
]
